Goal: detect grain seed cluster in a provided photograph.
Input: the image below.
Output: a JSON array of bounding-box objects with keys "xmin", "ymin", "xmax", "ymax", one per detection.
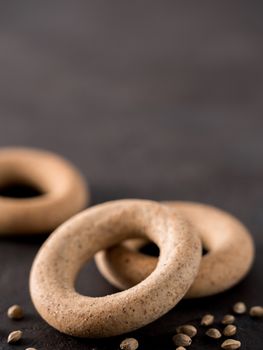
[{"xmin": 168, "ymin": 301, "xmax": 263, "ymax": 349}]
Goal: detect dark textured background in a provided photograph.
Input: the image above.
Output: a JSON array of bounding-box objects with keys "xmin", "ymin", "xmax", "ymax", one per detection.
[{"xmin": 0, "ymin": 1, "xmax": 262, "ymax": 349}]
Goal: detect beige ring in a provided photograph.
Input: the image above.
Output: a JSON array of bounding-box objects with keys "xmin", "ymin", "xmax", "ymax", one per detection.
[
  {"xmin": 30, "ymin": 199, "xmax": 201, "ymax": 337},
  {"xmin": 0, "ymin": 147, "xmax": 89, "ymax": 235},
  {"xmin": 95, "ymin": 201, "xmax": 254, "ymax": 298}
]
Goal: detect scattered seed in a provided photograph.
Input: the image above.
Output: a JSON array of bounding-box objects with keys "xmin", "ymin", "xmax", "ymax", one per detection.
[
  {"xmin": 120, "ymin": 338, "xmax": 139, "ymax": 350},
  {"xmin": 176, "ymin": 324, "xmax": 197, "ymax": 338},
  {"xmin": 26, "ymin": 348, "xmax": 37, "ymax": 350},
  {"xmin": 233, "ymin": 302, "xmax": 246, "ymax": 314},
  {"xmin": 7, "ymin": 304, "xmax": 24, "ymax": 320},
  {"xmin": 7, "ymin": 330, "xmax": 23, "ymax": 344},
  {"xmin": 176, "ymin": 347, "xmax": 186, "ymax": 350},
  {"xmin": 249, "ymin": 306, "xmax": 263, "ymax": 317},
  {"xmin": 223, "ymin": 324, "xmax": 237, "ymax": 337},
  {"xmin": 221, "ymin": 339, "xmax": 241, "ymax": 349},
  {"xmin": 222, "ymin": 314, "xmax": 235, "ymax": 325},
  {"xmin": 206, "ymin": 328, "xmax": 222, "ymax": 339},
  {"xmin": 172, "ymin": 333, "xmax": 192, "ymax": 347},
  {"xmin": 201, "ymin": 314, "xmax": 214, "ymax": 326}
]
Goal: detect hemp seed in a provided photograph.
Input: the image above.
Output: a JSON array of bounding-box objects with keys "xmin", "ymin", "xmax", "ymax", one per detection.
[
  {"xmin": 7, "ymin": 330, "xmax": 23, "ymax": 344},
  {"xmin": 222, "ymin": 314, "xmax": 235, "ymax": 325},
  {"xmin": 26, "ymin": 348, "xmax": 37, "ymax": 350},
  {"xmin": 176, "ymin": 347, "xmax": 186, "ymax": 350},
  {"xmin": 205, "ymin": 328, "xmax": 222, "ymax": 339},
  {"xmin": 176, "ymin": 324, "xmax": 197, "ymax": 338},
  {"xmin": 223, "ymin": 324, "xmax": 237, "ymax": 336},
  {"xmin": 201, "ymin": 314, "xmax": 214, "ymax": 326},
  {"xmin": 233, "ymin": 302, "xmax": 246, "ymax": 314},
  {"xmin": 172, "ymin": 333, "xmax": 192, "ymax": 347},
  {"xmin": 221, "ymin": 339, "xmax": 241, "ymax": 349},
  {"xmin": 7, "ymin": 304, "xmax": 24, "ymax": 320},
  {"xmin": 120, "ymin": 338, "xmax": 139, "ymax": 350},
  {"xmin": 249, "ymin": 305, "xmax": 263, "ymax": 317}
]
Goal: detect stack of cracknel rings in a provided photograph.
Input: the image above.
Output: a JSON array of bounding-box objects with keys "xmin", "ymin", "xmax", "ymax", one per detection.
[{"xmin": 0, "ymin": 147, "xmax": 254, "ymax": 338}]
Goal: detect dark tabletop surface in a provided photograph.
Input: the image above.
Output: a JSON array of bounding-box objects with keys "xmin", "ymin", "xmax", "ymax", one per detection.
[{"xmin": 0, "ymin": 1, "xmax": 263, "ymax": 349}]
